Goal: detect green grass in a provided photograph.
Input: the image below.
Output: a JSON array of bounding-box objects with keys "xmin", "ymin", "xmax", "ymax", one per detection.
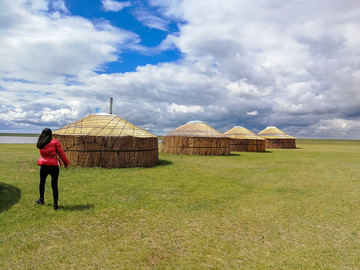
[
  {"xmin": 0, "ymin": 133, "xmax": 39, "ymax": 137},
  {"xmin": 1, "ymin": 139, "xmax": 360, "ymax": 269}
]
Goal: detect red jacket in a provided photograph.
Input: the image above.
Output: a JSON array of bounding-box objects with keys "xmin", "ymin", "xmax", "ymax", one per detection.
[{"xmin": 37, "ymin": 139, "xmax": 70, "ymax": 167}]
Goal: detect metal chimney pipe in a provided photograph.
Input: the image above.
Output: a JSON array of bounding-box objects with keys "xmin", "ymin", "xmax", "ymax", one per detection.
[{"xmin": 110, "ymin": 98, "xmax": 113, "ymax": 114}]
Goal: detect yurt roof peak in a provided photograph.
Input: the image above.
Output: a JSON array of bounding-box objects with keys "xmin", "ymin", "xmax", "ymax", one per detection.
[
  {"xmin": 93, "ymin": 112, "xmax": 112, "ymax": 116},
  {"xmin": 225, "ymin": 126, "xmax": 265, "ymax": 140},
  {"xmin": 165, "ymin": 121, "xmax": 227, "ymax": 138},
  {"xmin": 53, "ymin": 113, "xmax": 156, "ymax": 138},
  {"xmin": 258, "ymin": 126, "xmax": 295, "ymax": 139},
  {"xmin": 187, "ymin": 120, "xmax": 204, "ymax": 124}
]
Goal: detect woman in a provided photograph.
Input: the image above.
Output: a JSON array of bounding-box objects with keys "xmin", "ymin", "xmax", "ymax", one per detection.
[{"xmin": 36, "ymin": 128, "xmax": 69, "ymax": 210}]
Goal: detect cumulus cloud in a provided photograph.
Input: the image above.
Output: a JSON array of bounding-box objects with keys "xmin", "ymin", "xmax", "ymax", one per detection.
[
  {"xmin": 308, "ymin": 119, "xmax": 360, "ymax": 139},
  {"xmin": 247, "ymin": 111, "xmax": 259, "ymax": 116},
  {"xmin": 226, "ymin": 81, "xmax": 262, "ymax": 99},
  {"xmin": 40, "ymin": 108, "xmax": 78, "ymax": 124},
  {"xmin": 159, "ymin": 0, "xmax": 360, "ymax": 137},
  {"xmin": 1, "ymin": 0, "xmax": 360, "ymax": 139},
  {"xmin": 168, "ymin": 103, "xmax": 204, "ymax": 114},
  {"xmin": 0, "ymin": 0, "xmax": 139, "ymax": 83}
]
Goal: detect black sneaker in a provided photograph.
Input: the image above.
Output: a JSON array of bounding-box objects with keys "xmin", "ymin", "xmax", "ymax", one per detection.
[
  {"xmin": 53, "ymin": 204, "xmax": 58, "ymax": 210},
  {"xmin": 36, "ymin": 199, "xmax": 44, "ymax": 205}
]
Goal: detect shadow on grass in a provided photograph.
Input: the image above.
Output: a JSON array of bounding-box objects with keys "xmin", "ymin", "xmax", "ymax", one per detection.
[
  {"xmin": 0, "ymin": 182, "xmax": 21, "ymax": 213},
  {"xmin": 155, "ymin": 159, "xmax": 173, "ymax": 167},
  {"xmin": 230, "ymin": 151, "xmax": 273, "ymax": 155},
  {"xmin": 58, "ymin": 204, "xmax": 94, "ymax": 212}
]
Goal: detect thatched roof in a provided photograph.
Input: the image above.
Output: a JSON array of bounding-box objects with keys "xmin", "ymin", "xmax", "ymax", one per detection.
[
  {"xmin": 225, "ymin": 126, "xmax": 265, "ymax": 140},
  {"xmin": 258, "ymin": 126, "xmax": 295, "ymax": 139},
  {"xmin": 164, "ymin": 121, "xmax": 227, "ymax": 137},
  {"xmin": 53, "ymin": 113, "xmax": 156, "ymax": 138}
]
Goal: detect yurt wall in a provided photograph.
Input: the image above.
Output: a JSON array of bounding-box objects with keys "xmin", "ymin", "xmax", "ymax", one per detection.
[
  {"xmin": 53, "ymin": 113, "xmax": 159, "ymax": 168},
  {"xmin": 258, "ymin": 126, "xmax": 296, "ymax": 149},
  {"xmin": 161, "ymin": 121, "xmax": 230, "ymax": 156},
  {"xmin": 224, "ymin": 126, "xmax": 265, "ymax": 152}
]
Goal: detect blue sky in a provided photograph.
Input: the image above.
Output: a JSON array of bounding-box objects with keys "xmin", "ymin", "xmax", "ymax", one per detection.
[
  {"xmin": 1, "ymin": 0, "xmax": 360, "ymax": 139},
  {"xmin": 66, "ymin": 0, "xmax": 183, "ymax": 73}
]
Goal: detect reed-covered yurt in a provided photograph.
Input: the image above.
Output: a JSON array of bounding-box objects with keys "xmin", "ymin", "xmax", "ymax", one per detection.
[
  {"xmin": 258, "ymin": 126, "xmax": 296, "ymax": 149},
  {"xmin": 224, "ymin": 126, "xmax": 265, "ymax": 152},
  {"xmin": 53, "ymin": 113, "xmax": 159, "ymax": 168},
  {"xmin": 161, "ymin": 121, "xmax": 230, "ymax": 155}
]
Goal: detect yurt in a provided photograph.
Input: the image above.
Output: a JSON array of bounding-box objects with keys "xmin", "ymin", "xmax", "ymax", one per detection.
[
  {"xmin": 224, "ymin": 126, "xmax": 265, "ymax": 152},
  {"xmin": 258, "ymin": 126, "xmax": 296, "ymax": 149},
  {"xmin": 161, "ymin": 121, "xmax": 230, "ymax": 155},
  {"xmin": 53, "ymin": 113, "xmax": 159, "ymax": 168}
]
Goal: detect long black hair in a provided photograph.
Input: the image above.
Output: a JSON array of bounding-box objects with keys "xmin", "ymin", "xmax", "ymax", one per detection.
[{"xmin": 37, "ymin": 128, "xmax": 52, "ymax": 149}]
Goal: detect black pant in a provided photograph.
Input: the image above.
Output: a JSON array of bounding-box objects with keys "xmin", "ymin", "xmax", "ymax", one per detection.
[{"xmin": 39, "ymin": 165, "xmax": 59, "ymax": 205}]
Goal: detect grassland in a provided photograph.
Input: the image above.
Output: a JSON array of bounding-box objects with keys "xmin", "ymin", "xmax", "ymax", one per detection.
[
  {"xmin": 1, "ymin": 139, "xmax": 360, "ymax": 269},
  {"xmin": 0, "ymin": 133, "xmax": 39, "ymax": 137}
]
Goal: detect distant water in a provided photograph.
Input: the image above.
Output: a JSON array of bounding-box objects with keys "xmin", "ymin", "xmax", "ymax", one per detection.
[{"xmin": 0, "ymin": 136, "xmax": 38, "ymax": 144}]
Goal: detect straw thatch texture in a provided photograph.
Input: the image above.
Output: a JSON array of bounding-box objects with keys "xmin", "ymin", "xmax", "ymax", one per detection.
[
  {"xmin": 224, "ymin": 126, "xmax": 265, "ymax": 152},
  {"xmin": 161, "ymin": 121, "xmax": 230, "ymax": 155},
  {"xmin": 258, "ymin": 126, "xmax": 296, "ymax": 149},
  {"xmin": 53, "ymin": 113, "xmax": 158, "ymax": 168}
]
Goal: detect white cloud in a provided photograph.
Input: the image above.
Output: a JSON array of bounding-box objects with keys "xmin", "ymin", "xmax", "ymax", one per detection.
[
  {"xmin": 168, "ymin": 103, "xmax": 203, "ymax": 114},
  {"xmin": 311, "ymin": 119, "xmax": 360, "ymax": 139},
  {"xmin": 133, "ymin": 8, "xmax": 169, "ymax": 31},
  {"xmin": 0, "ymin": 0, "xmax": 139, "ymax": 83},
  {"xmin": 247, "ymin": 111, "xmax": 259, "ymax": 116},
  {"xmin": 226, "ymin": 81, "xmax": 261, "ymax": 99},
  {"xmin": 101, "ymin": 0, "xmax": 131, "ymax": 12},
  {"xmin": 40, "ymin": 108, "xmax": 78, "ymax": 124},
  {"xmin": 26, "ymin": 0, "xmax": 49, "ymax": 12},
  {"xmin": 50, "ymin": 0, "xmax": 69, "ymax": 14},
  {"xmin": 0, "ymin": 107, "xmax": 27, "ymax": 121}
]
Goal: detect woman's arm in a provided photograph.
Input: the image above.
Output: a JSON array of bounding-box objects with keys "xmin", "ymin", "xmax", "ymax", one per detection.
[{"xmin": 55, "ymin": 141, "xmax": 70, "ymax": 167}]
